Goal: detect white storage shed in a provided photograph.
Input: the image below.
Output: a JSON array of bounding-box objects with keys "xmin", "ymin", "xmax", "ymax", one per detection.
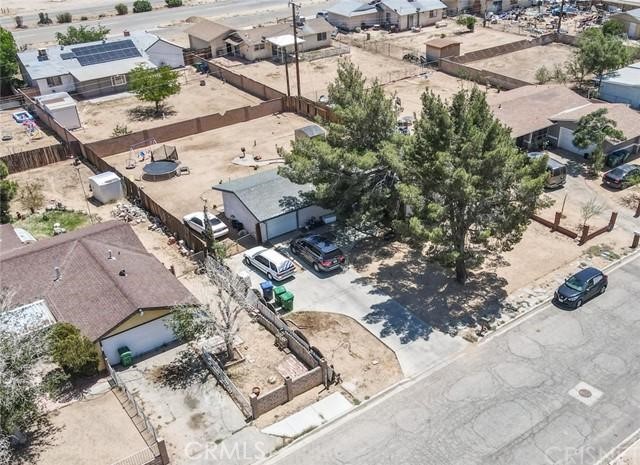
[{"xmin": 89, "ymin": 172, "xmax": 124, "ymax": 204}]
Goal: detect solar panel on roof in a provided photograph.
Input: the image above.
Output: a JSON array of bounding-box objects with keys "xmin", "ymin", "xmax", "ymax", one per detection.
[
  {"xmin": 60, "ymin": 52, "xmax": 76, "ymax": 60},
  {"xmin": 71, "ymin": 39, "xmax": 141, "ymax": 66}
]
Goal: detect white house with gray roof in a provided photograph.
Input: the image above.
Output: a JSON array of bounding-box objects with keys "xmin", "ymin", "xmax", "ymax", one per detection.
[
  {"xmin": 213, "ymin": 169, "xmax": 331, "ymax": 243},
  {"xmin": 18, "ymin": 32, "xmax": 184, "ymax": 98},
  {"xmin": 326, "ymin": 0, "xmax": 447, "ymax": 31}
]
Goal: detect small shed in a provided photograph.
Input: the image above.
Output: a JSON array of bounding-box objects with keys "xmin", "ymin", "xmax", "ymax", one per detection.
[
  {"xmin": 425, "ymin": 38, "xmax": 461, "ymax": 62},
  {"xmin": 89, "ymin": 172, "xmax": 124, "ymax": 204},
  {"xmin": 294, "ymin": 124, "xmax": 327, "ymax": 141},
  {"xmin": 34, "ymin": 92, "xmax": 81, "ymax": 130}
]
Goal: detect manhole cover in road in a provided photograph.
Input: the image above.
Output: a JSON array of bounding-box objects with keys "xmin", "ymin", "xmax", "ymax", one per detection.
[
  {"xmin": 569, "ymin": 382, "xmax": 603, "ymax": 406},
  {"xmin": 578, "ymin": 389, "xmax": 592, "ymax": 398}
]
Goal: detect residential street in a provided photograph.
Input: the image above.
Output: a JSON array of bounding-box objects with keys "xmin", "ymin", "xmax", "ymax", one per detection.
[
  {"xmin": 2, "ymin": 0, "xmax": 333, "ymax": 46},
  {"xmin": 266, "ymin": 253, "xmax": 640, "ymax": 465}
]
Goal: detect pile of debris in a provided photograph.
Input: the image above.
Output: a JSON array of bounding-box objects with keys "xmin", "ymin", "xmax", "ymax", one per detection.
[{"xmin": 111, "ymin": 202, "xmax": 147, "ymax": 223}]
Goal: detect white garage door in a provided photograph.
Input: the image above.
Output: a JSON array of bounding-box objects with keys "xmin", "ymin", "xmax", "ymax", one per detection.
[
  {"xmin": 101, "ymin": 315, "xmax": 176, "ymax": 365},
  {"xmin": 558, "ymin": 127, "xmax": 596, "ymax": 155},
  {"xmin": 265, "ymin": 212, "xmax": 298, "ymax": 240}
]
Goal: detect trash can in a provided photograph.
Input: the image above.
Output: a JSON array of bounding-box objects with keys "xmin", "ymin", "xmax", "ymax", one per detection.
[
  {"xmin": 260, "ymin": 281, "xmax": 274, "ymax": 301},
  {"xmin": 118, "ymin": 346, "xmax": 133, "ymax": 367},
  {"xmin": 280, "ymin": 291, "xmax": 294, "ymax": 312},
  {"xmin": 274, "ymin": 285, "xmax": 287, "ymax": 305}
]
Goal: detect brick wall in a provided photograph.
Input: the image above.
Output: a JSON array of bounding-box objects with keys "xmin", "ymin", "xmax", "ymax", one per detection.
[{"xmin": 290, "ymin": 367, "xmax": 323, "ymax": 398}]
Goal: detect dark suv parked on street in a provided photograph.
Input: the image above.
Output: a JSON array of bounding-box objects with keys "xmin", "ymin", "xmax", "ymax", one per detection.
[
  {"xmin": 290, "ymin": 234, "xmax": 346, "ymax": 272},
  {"xmin": 554, "ymin": 267, "xmax": 607, "ymax": 309}
]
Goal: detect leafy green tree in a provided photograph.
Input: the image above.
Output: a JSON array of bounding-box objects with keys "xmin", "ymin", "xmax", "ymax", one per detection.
[
  {"xmin": 602, "ymin": 19, "xmax": 625, "ymax": 37},
  {"xmin": 0, "ymin": 160, "xmax": 17, "ymax": 223},
  {"xmin": 400, "ymin": 88, "xmax": 547, "ymax": 284},
  {"xmin": 280, "ymin": 60, "xmax": 402, "ymax": 232},
  {"xmin": 48, "ymin": 323, "xmax": 99, "ymax": 377},
  {"xmin": 18, "ymin": 179, "xmax": 45, "ymax": 214},
  {"xmin": 572, "ymin": 108, "xmax": 624, "ymax": 172},
  {"xmin": 128, "ymin": 64, "xmax": 181, "ymax": 113},
  {"xmin": 456, "ymin": 15, "xmax": 476, "ymax": 31},
  {"xmin": 133, "ymin": 0, "xmax": 152, "ymax": 12},
  {"xmin": 576, "ymin": 27, "xmax": 631, "ymax": 86},
  {"xmin": 0, "ymin": 28, "xmax": 18, "ymax": 96},
  {"xmin": 55, "ymin": 25, "xmax": 110, "ymax": 45}
]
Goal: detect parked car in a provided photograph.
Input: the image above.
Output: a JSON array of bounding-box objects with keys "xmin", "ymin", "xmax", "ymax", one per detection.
[
  {"xmin": 183, "ymin": 212, "xmax": 229, "ymax": 238},
  {"xmin": 554, "ymin": 267, "xmax": 607, "ymax": 309},
  {"xmin": 243, "ymin": 246, "xmax": 295, "ymax": 281},
  {"xmin": 602, "ymin": 163, "xmax": 640, "ymax": 189},
  {"xmin": 290, "ymin": 234, "xmax": 346, "ymax": 272},
  {"xmin": 316, "ymin": 10, "xmax": 328, "ymax": 19},
  {"xmin": 605, "ymin": 149, "xmax": 631, "ymax": 168},
  {"xmin": 527, "ymin": 152, "xmax": 567, "ymax": 189},
  {"xmin": 551, "ymin": 5, "xmax": 578, "ymax": 15}
]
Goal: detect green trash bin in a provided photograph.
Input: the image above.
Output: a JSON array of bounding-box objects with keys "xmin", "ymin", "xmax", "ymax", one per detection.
[
  {"xmin": 280, "ymin": 291, "xmax": 294, "ymax": 312},
  {"xmin": 274, "ymin": 285, "xmax": 287, "ymax": 305},
  {"xmin": 118, "ymin": 346, "xmax": 133, "ymax": 367}
]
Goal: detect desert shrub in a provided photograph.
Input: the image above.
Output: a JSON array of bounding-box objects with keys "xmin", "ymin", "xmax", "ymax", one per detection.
[
  {"xmin": 38, "ymin": 12, "xmax": 52, "ymax": 25},
  {"xmin": 133, "ymin": 0, "xmax": 152, "ymax": 12},
  {"xmin": 56, "ymin": 12, "xmax": 72, "ymax": 23},
  {"xmin": 115, "ymin": 3, "xmax": 128, "ymax": 15},
  {"xmin": 165, "ymin": 0, "xmax": 183, "ymax": 6}
]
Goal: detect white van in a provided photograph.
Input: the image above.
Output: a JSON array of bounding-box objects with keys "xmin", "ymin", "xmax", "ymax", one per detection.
[{"xmin": 243, "ymin": 246, "xmax": 295, "ymax": 282}]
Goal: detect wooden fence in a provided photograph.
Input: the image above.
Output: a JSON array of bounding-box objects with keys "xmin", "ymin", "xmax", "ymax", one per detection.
[{"xmin": 1, "ymin": 144, "xmax": 73, "ymax": 173}]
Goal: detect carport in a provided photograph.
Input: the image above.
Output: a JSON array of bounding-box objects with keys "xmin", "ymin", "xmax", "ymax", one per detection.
[{"xmin": 213, "ymin": 169, "xmax": 331, "ymax": 243}]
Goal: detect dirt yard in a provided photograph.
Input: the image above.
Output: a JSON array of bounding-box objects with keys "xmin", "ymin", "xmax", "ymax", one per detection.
[
  {"xmin": 613, "ymin": 439, "xmax": 640, "ymax": 465},
  {"xmin": 287, "ymin": 312, "xmax": 403, "ymax": 400},
  {"xmin": 226, "ymin": 45, "xmax": 420, "ymax": 101},
  {"xmin": 106, "ymin": 112, "xmax": 313, "ymax": 218},
  {"xmin": 350, "ymin": 19, "xmax": 527, "ymax": 55},
  {"xmin": 36, "ymin": 391, "xmax": 148, "ymax": 465},
  {"xmin": 74, "ymin": 67, "xmax": 262, "ymax": 142},
  {"xmin": 384, "ymin": 70, "xmax": 495, "ymax": 118},
  {"xmin": 468, "ymin": 42, "xmax": 575, "ymax": 83},
  {"xmin": 0, "ymin": 108, "xmax": 60, "ymax": 156}
]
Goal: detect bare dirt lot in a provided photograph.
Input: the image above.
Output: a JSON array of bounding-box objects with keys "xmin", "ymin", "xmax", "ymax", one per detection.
[
  {"xmin": 287, "ymin": 312, "xmax": 403, "ymax": 400},
  {"xmin": 468, "ymin": 42, "xmax": 575, "ymax": 83},
  {"xmin": 36, "ymin": 391, "xmax": 147, "ymax": 465},
  {"xmin": 384, "ymin": 70, "xmax": 495, "ymax": 118},
  {"xmin": 0, "ymin": 108, "xmax": 59, "ymax": 156},
  {"xmin": 226, "ymin": 45, "xmax": 420, "ymax": 101},
  {"xmin": 106, "ymin": 113, "xmax": 313, "ymax": 218},
  {"xmin": 349, "ymin": 20, "xmax": 527, "ymax": 55},
  {"xmin": 74, "ymin": 67, "xmax": 262, "ymax": 142}
]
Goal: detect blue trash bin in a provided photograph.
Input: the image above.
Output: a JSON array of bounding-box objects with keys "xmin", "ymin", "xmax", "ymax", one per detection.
[{"xmin": 260, "ymin": 281, "xmax": 274, "ymax": 301}]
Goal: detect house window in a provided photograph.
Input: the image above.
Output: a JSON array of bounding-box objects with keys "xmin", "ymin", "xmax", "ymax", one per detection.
[
  {"xmin": 317, "ymin": 32, "xmax": 327, "ymax": 41},
  {"xmin": 429, "ymin": 9, "xmax": 437, "ymax": 17},
  {"xmin": 46, "ymin": 76, "xmax": 63, "ymax": 87},
  {"xmin": 254, "ymin": 43, "xmax": 265, "ymax": 51},
  {"xmin": 111, "ymin": 74, "xmax": 126, "ymax": 87}
]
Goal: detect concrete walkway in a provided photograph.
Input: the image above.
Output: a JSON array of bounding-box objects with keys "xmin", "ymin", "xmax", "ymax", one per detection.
[
  {"xmin": 228, "ymin": 254, "xmax": 469, "ymax": 376},
  {"xmin": 262, "ymin": 393, "xmax": 353, "ymax": 438}
]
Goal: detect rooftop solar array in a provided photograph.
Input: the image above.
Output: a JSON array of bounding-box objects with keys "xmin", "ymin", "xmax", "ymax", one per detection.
[
  {"xmin": 60, "ymin": 52, "xmax": 76, "ymax": 60},
  {"xmin": 71, "ymin": 40, "xmax": 141, "ymax": 66}
]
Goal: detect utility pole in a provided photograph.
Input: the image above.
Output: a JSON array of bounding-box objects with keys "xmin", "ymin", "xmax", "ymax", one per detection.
[
  {"xmin": 556, "ymin": 0, "xmax": 565, "ymax": 34},
  {"xmin": 284, "ymin": 51, "xmax": 291, "ymax": 97},
  {"xmin": 289, "ymin": 1, "xmax": 302, "ymax": 109}
]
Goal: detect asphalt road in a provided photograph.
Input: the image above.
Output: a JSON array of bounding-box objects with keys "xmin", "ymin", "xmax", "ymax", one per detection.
[
  {"xmin": 266, "ymin": 253, "xmax": 640, "ymax": 465},
  {"xmin": 3, "ymin": 0, "xmax": 332, "ymax": 46}
]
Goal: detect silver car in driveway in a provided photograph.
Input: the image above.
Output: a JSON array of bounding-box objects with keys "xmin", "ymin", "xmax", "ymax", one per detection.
[{"xmin": 243, "ymin": 246, "xmax": 295, "ymax": 282}]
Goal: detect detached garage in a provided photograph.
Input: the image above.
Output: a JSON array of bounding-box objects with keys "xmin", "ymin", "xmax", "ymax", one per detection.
[{"xmin": 213, "ymin": 170, "xmax": 332, "ymax": 243}]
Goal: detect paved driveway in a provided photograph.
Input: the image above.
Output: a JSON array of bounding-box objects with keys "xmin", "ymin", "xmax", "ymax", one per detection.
[
  {"xmin": 265, "ymin": 253, "xmax": 640, "ymax": 465},
  {"xmin": 228, "ymin": 251, "xmax": 468, "ymax": 376}
]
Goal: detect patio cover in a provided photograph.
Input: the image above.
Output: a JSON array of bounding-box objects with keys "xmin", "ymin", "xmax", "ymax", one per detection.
[{"xmin": 267, "ymin": 35, "xmax": 305, "ymax": 47}]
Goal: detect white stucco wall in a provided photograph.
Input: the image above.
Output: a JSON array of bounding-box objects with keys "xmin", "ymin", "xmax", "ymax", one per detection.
[
  {"xmin": 35, "ymin": 74, "xmax": 75, "ymax": 95},
  {"xmin": 221, "ymin": 192, "xmax": 259, "ymax": 237},
  {"xmin": 146, "ymin": 40, "xmax": 185, "ymax": 68}
]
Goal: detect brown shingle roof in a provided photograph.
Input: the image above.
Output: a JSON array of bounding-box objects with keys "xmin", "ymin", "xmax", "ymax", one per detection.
[
  {"xmin": 186, "ymin": 19, "xmax": 233, "ymax": 42},
  {"xmin": 488, "ymin": 85, "xmax": 590, "ymax": 138},
  {"xmin": 0, "ymin": 224, "xmax": 24, "ymax": 254},
  {"xmin": 0, "ymin": 221, "xmax": 195, "ymax": 341}
]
